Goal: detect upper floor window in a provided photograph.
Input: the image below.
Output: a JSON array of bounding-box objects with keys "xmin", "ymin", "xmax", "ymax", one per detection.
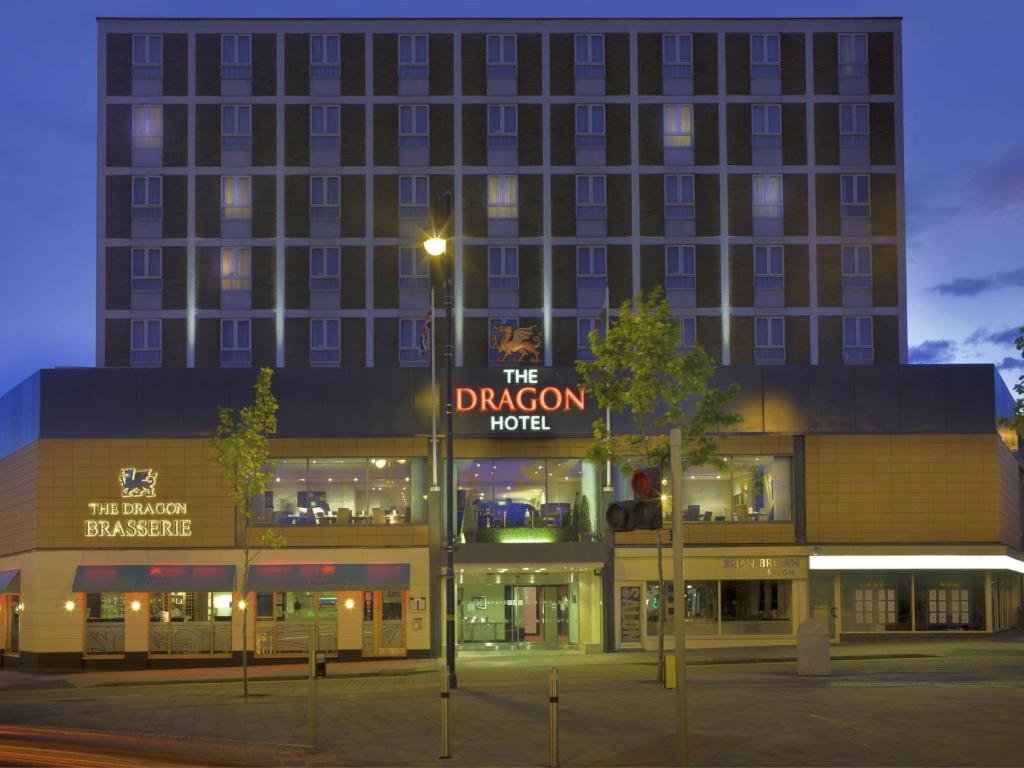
[
  {"xmin": 838, "ymin": 33, "xmax": 868, "ymax": 78},
  {"xmin": 843, "ymin": 316, "xmax": 874, "ymax": 362},
  {"xmin": 841, "ymin": 174, "xmax": 870, "ymax": 217},
  {"xmin": 487, "ymin": 105, "xmax": 517, "ymax": 148},
  {"xmin": 221, "ymin": 34, "xmax": 252, "ymax": 79},
  {"xmin": 399, "ymin": 176, "xmax": 429, "ymax": 219},
  {"xmin": 575, "ymin": 105, "xmax": 606, "ymax": 147},
  {"xmin": 754, "ymin": 316, "xmax": 785, "ymax": 363},
  {"xmin": 399, "ymin": 105, "xmax": 429, "ymax": 147},
  {"xmin": 221, "ymin": 319, "xmax": 251, "ymax": 366},
  {"xmin": 399, "ymin": 34, "xmax": 428, "ymax": 78},
  {"xmin": 673, "ymin": 316, "xmax": 697, "ymax": 350},
  {"xmin": 577, "ymin": 246, "xmax": 607, "ymax": 290},
  {"xmin": 488, "ymin": 246, "xmax": 519, "ymax": 291},
  {"xmin": 842, "ymin": 245, "xmax": 872, "ymax": 288},
  {"xmin": 665, "ymin": 175, "xmax": 695, "ymax": 219},
  {"xmin": 751, "ymin": 104, "xmax": 781, "ymax": 148},
  {"xmin": 399, "ymin": 317, "xmax": 427, "ymax": 364},
  {"xmin": 577, "ymin": 317, "xmax": 602, "ymax": 361},
  {"xmin": 132, "ymin": 34, "xmax": 162, "ymax": 79},
  {"xmin": 665, "ymin": 245, "xmax": 696, "ymax": 290},
  {"xmin": 221, "ymin": 247, "xmax": 252, "ymax": 292},
  {"xmin": 488, "ymin": 175, "xmax": 518, "ymax": 219},
  {"xmin": 130, "ymin": 319, "xmax": 161, "ymax": 367},
  {"xmin": 310, "ymin": 319, "xmax": 341, "ymax": 365},
  {"xmin": 310, "ymin": 176, "xmax": 340, "ymax": 219},
  {"xmin": 839, "ymin": 104, "xmax": 869, "ymax": 148},
  {"xmin": 754, "ymin": 246, "xmax": 784, "ymax": 289},
  {"xmin": 132, "ymin": 176, "xmax": 162, "ymax": 219},
  {"xmin": 679, "ymin": 454, "xmax": 794, "ymax": 522},
  {"xmin": 310, "ymin": 247, "xmax": 340, "ymax": 291},
  {"xmin": 663, "ymin": 34, "xmax": 693, "ymax": 78},
  {"xmin": 486, "ymin": 34, "xmax": 516, "ymax": 78},
  {"xmin": 310, "ymin": 34, "xmax": 341, "ymax": 78},
  {"xmin": 399, "ymin": 247, "xmax": 429, "ymax": 291},
  {"xmin": 574, "ymin": 34, "xmax": 605, "ymax": 79},
  {"xmin": 750, "ymin": 34, "xmax": 780, "ymax": 78},
  {"xmin": 752, "ymin": 174, "xmax": 782, "ymax": 219},
  {"xmin": 311, "ymin": 105, "xmax": 340, "ymax": 148},
  {"xmin": 222, "ymin": 176, "xmax": 252, "ymax": 220},
  {"xmin": 131, "ymin": 247, "xmax": 162, "ymax": 292},
  {"xmin": 663, "ymin": 105, "xmax": 693, "ymax": 148},
  {"xmin": 576, "ymin": 175, "xmax": 606, "ymax": 219},
  {"xmin": 221, "ymin": 105, "xmax": 251, "ymax": 149},
  {"xmin": 132, "ymin": 105, "xmax": 162, "ymax": 149}
]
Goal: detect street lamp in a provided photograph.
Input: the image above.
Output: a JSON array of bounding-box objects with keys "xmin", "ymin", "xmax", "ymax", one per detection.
[{"xmin": 425, "ymin": 190, "xmax": 458, "ymax": 690}]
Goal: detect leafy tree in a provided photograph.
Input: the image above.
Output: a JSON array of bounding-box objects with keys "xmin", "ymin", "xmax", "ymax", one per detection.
[
  {"xmin": 1006, "ymin": 328, "xmax": 1024, "ymax": 440},
  {"xmin": 209, "ymin": 367, "xmax": 281, "ymax": 697}
]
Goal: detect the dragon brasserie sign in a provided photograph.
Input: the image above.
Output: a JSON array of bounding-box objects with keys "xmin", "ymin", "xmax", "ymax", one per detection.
[{"xmin": 455, "ymin": 368, "xmax": 586, "ymax": 432}]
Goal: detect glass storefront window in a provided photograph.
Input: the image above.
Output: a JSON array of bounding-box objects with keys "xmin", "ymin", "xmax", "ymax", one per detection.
[
  {"xmin": 914, "ymin": 572, "xmax": 985, "ymax": 631},
  {"xmin": 149, "ymin": 592, "xmax": 232, "ymax": 654},
  {"xmin": 255, "ymin": 591, "xmax": 338, "ymax": 654},
  {"xmin": 721, "ymin": 580, "xmax": 792, "ymax": 634},
  {"xmin": 840, "ymin": 572, "xmax": 911, "ymax": 632},
  {"xmin": 667, "ymin": 455, "xmax": 792, "ymax": 523},
  {"xmin": 85, "ymin": 592, "xmax": 125, "ymax": 654},
  {"xmin": 645, "ymin": 580, "xmax": 718, "ymax": 637}
]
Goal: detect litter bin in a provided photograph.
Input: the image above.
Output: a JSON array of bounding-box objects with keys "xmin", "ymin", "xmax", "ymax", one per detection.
[
  {"xmin": 796, "ymin": 619, "xmax": 830, "ymax": 676},
  {"xmin": 315, "ymin": 650, "xmax": 327, "ymax": 678}
]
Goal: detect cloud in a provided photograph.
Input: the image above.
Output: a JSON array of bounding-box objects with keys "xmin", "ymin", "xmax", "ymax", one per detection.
[
  {"xmin": 909, "ymin": 339, "xmax": 957, "ymax": 364},
  {"xmin": 932, "ymin": 268, "xmax": 1024, "ymax": 297},
  {"xmin": 997, "ymin": 356, "xmax": 1024, "ymax": 372},
  {"xmin": 965, "ymin": 326, "xmax": 1023, "ymax": 347}
]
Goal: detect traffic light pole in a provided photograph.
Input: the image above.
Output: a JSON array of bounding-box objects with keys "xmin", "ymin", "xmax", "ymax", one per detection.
[{"xmin": 670, "ymin": 428, "xmax": 688, "ymax": 767}]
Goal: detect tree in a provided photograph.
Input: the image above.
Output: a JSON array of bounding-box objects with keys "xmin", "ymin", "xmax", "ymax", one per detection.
[
  {"xmin": 209, "ymin": 367, "xmax": 281, "ymax": 697},
  {"xmin": 577, "ymin": 289, "xmax": 741, "ymax": 681},
  {"xmin": 1005, "ymin": 328, "xmax": 1024, "ymax": 440}
]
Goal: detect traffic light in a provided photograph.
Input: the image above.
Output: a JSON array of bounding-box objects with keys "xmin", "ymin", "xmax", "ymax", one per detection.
[{"xmin": 605, "ymin": 467, "xmax": 664, "ymax": 531}]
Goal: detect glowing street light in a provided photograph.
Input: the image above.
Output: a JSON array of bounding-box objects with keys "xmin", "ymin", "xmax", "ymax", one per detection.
[{"xmin": 424, "ymin": 235, "xmax": 447, "ymax": 257}]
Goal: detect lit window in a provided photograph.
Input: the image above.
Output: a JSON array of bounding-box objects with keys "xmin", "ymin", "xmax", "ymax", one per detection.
[
  {"xmin": 487, "ymin": 105, "xmax": 517, "ymax": 148},
  {"xmin": 487, "ymin": 175, "xmax": 518, "ymax": 219},
  {"xmin": 399, "ymin": 105, "xmax": 429, "ymax": 148},
  {"xmin": 131, "ymin": 247, "xmax": 162, "ymax": 292},
  {"xmin": 310, "ymin": 34, "xmax": 341, "ymax": 79},
  {"xmin": 751, "ymin": 104, "xmax": 781, "ymax": 148},
  {"xmin": 754, "ymin": 246, "xmax": 784, "ymax": 289},
  {"xmin": 399, "ymin": 317, "xmax": 427, "ymax": 364},
  {"xmin": 574, "ymin": 34, "xmax": 605, "ymax": 78},
  {"xmin": 752, "ymin": 174, "xmax": 782, "ymax": 219},
  {"xmin": 310, "ymin": 319, "xmax": 341, "ymax": 365},
  {"xmin": 665, "ymin": 245, "xmax": 696, "ymax": 290},
  {"xmin": 132, "ymin": 34, "xmax": 162, "ymax": 79},
  {"xmin": 755, "ymin": 317, "xmax": 785, "ymax": 363},
  {"xmin": 843, "ymin": 316, "xmax": 873, "ymax": 362},
  {"xmin": 130, "ymin": 319, "xmax": 161, "ymax": 367},
  {"xmin": 577, "ymin": 246, "xmax": 607, "ymax": 291},
  {"xmin": 221, "ymin": 247, "xmax": 252, "ymax": 291},
  {"xmin": 665, "ymin": 175, "xmax": 695, "ymax": 219},
  {"xmin": 488, "ymin": 246, "xmax": 519, "ymax": 291},
  {"xmin": 310, "ymin": 176, "xmax": 340, "ymax": 220},
  {"xmin": 132, "ymin": 176, "xmax": 162, "ymax": 219},
  {"xmin": 221, "ymin": 176, "xmax": 252, "ymax": 220},
  {"xmin": 663, "ymin": 105, "xmax": 693, "ymax": 148},
  {"xmin": 576, "ymin": 175, "xmax": 606, "ymax": 219},
  {"xmin": 311, "ymin": 105, "xmax": 340, "ymax": 149},
  {"xmin": 399, "ymin": 247, "xmax": 429, "ymax": 291},
  {"xmin": 842, "ymin": 246, "xmax": 872, "ymax": 288},
  {"xmin": 399, "ymin": 176, "xmax": 429, "ymax": 219},
  {"xmin": 674, "ymin": 316, "xmax": 697, "ymax": 350},
  {"xmin": 399, "ymin": 34, "xmax": 428, "ymax": 78},
  {"xmin": 575, "ymin": 105, "xmax": 606, "ymax": 147},
  {"xmin": 131, "ymin": 105, "xmax": 162, "ymax": 149},
  {"xmin": 221, "ymin": 34, "xmax": 252, "ymax": 79},
  {"xmin": 750, "ymin": 34, "xmax": 780, "ymax": 78},
  {"xmin": 310, "ymin": 247, "xmax": 341, "ymax": 291},
  {"xmin": 221, "ymin": 105, "xmax": 251, "ymax": 150},
  {"xmin": 663, "ymin": 34, "xmax": 693, "ymax": 78},
  {"xmin": 487, "ymin": 34, "xmax": 517, "ymax": 78},
  {"xmin": 838, "ymin": 33, "xmax": 868, "ymax": 78},
  {"xmin": 841, "ymin": 174, "xmax": 870, "ymax": 217},
  {"xmin": 221, "ymin": 319, "xmax": 251, "ymax": 366},
  {"xmin": 839, "ymin": 104, "xmax": 869, "ymax": 148},
  {"xmin": 577, "ymin": 317, "xmax": 602, "ymax": 361}
]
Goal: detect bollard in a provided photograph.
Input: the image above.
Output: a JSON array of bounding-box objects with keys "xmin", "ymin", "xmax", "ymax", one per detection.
[
  {"xmin": 549, "ymin": 667, "xmax": 559, "ymax": 768},
  {"xmin": 440, "ymin": 665, "xmax": 451, "ymax": 759},
  {"xmin": 307, "ymin": 646, "xmax": 318, "ymax": 752}
]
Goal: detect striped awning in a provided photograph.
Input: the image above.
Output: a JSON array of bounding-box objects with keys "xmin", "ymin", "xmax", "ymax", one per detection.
[
  {"xmin": 0, "ymin": 569, "xmax": 19, "ymax": 593},
  {"xmin": 72, "ymin": 565, "xmax": 236, "ymax": 593},
  {"xmin": 247, "ymin": 563, "xmax": 410, "ymax": 592}
]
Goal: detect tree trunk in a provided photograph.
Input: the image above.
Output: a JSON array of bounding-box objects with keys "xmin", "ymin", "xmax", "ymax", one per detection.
[{"xmin": 656, "ymin": 527, "xmax": 665, "ymax": 683}]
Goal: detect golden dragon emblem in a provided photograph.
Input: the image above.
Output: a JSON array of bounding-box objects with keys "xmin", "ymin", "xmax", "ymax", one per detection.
[{"xmin": 491, "ymin": 324, "xmax": 542, "ymax": 364}]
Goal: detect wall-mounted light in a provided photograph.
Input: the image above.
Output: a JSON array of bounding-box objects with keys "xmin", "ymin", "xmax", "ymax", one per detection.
[
  {"xmin": 344, "ymin": 598, "xmax": 356, "ymax": 610},
  {"xmin": 237, "ymin": 599, "xmax": 248, "ymax": 611},
  {"xmin": 64, "ymin": 600, "xmax": 76, "ymax": 612},
  {"xmin": 130, "ymin": 600, "xmax": 142, "ymax": 612}
]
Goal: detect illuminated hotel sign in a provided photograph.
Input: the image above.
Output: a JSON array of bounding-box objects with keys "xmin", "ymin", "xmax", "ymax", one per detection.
[
  {"xmin": 85, "ymin": 468, "xmax": 192, "ymax": 538},
  {"xmin": 455, "ymin": 368, "xmax": 586, "ymax": 432}
]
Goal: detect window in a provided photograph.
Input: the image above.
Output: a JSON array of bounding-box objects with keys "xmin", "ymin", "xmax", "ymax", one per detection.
[
  {"xmin": 577, "ymin": 317, "xmax": 602, "ymax": 361},
  {"xmin": 84, "ymin": 593, "xmax": 125, "ymax": 655},
  {"xmin": 841, "ymin": 174, "xmax": 870, "ymax": 217},
  {"xmin": 311, "ymin": 247, "xmax": 341, "ymax": 291},
  {"xmin": 221, "ymin": 247, "xmax": 252, "ymax": 291},
  {"xmin": 222, "ymin": 176, "xmax": 252, "ymax": 220},
  {"xmin": 838, "ymin": 33, "xmax": 868, "ymax": 78},
  {"xmin": 676, "ymin": 454, "xmax": 794, "ymax": 522},
  {"xmin": 673, "ymin": 316, "xmax": 697, "ymax": 350},
  {"xmin": 399, "ymin": 34, "xmax": 428, "ymax": 78},
  {"xmin": 221, "ymin": 319, "xmax": 251, "ymax": 366},
  {"xmin": 722, "ymin": 581, "xmax": 792, "ymax": 633},
  {"xmin": 399, "ymin": 105, "xmax": 429, "ymax": 148},
  {"xmin": 574, "ymin": 34, "xmax": 605, "ymax": 78},
  {"xmin": 750, "ymin": 34, "xmax": 780, "ymax": 78},
  {"xmin": 130, "ymin": 319, "xmax": 161, "ymax": 366},
  {"xmin": 575, "ymin": 105, "xmax": 606, "ymax": 147},
  {"xmin": 577, "ymin": 246, "xmax": 607, "ymax": 290},
  {"xmin": 665, "ymin": 175, "xmax": 695, "ymax": 219},
  {"xmin": 487, "ymin": 105, "xmax": 517, "ymax": 148},
  {"xmin": 487, "ymin": 175, "xmax": 518, "ymax": 219},
  {"xmin": 310, "ymin": 34, "xmax": 341, "ymax": 78},
  {"xmin": 221, "ymin": 105, "xmax": 251, "ymax": 149},
  {"xmin": 843, "ymin": 317, "xmax": 873, "ymax": 362},
  {"xmin": 665, "ymin": 245, "xmax": 696, "ymax": 290},
  {"xmin": 221, "ymin": 34, "xmax": 252, "ymax": 79},
  {"xmin": 131, "ymin": 247, "xmax": 162, "ymax": 292},
  {"xmin": 755, "ymin": 317, "xmax": 785, "ymax": 363},
  {"xmin": 486, "ymin": 34, "xmax": 516, "ymax": 78},
  {"xmin": 399, "ymin": 176, "xmax": 429, "ymax": 219},
  {"xmin": 839, "ymin": 104, "xmax": 869, "ymax": 148},
  {"xmin": 311, "ymin": 105, "xmax": 340, "ymax": 149},
  {"xmin": 663, "ymin": 105, "xmax": 693, "ymax": 148},
  {"xmin": 310, "ymin": 319, "xmax": 341, "ymax": 365},
  {"xmin": 841, "ymin": 245, "xmax": 872, "ymax": 288},
  {"xmin": 751, "ymin": 104, "xmax": 781, "ymax": 148},
  {"xmin": 399, "ymin": 247, "xmax": 429, "ymax": 291},
  {"xmin": 752, "ymin": 174, "xmax": 782, "ymax": 219},
  {"xmin": 488, "ymin": 246, "xmax": 518, "ymax": 291},
  {"xmin": 149, "ymin": 592, "xmax": 232, "ymax": 654},
  {"xmin": 310, "ymin": 176, "xmax": 340, "ymax": 219},
  {"xmin": 131, "ymin": 105, "xmax": 162, "ymax": 148},
  {"xmin": 663, "ymin": 34, "xmax": 693, "ymax": 78},
  {"xmin": 576, "ymin": 175, "xmax": 606, "ymax": 219},
  {"xmin": 132, "ymin": 34, "xmax": 162, "ymax": 78},
  {"xmin": 132, "ymin": 176, "xmax": 162, "ymax": 219},
  {"xmin": 754, "ymin": 246, "xmax": 784, "ymax": 289},
  {"xmin": 399, "ymin": 317, "xmax": 427, "ymax": 364}
]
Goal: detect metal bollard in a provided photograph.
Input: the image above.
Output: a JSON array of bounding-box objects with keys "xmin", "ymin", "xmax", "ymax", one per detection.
[
  {"xmin": 549, "ymin": 667, "xmax": 559, "ymax": 768},
  {"xmin": 307, "ymin": 646, "xmax": 318, "ymax": 752},
  {"xmin": 440, "ymin": 665, "xmax": 451, "ymax": 759}
]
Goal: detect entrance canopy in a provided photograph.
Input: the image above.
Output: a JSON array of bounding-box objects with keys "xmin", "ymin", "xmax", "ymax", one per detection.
[
  {"xmin": 0, "ymin": 569, "xmax": 19, "ymax": 593},
  {"xmin": 72, "ymin": 564, "xmax": 236, "ymax": 592},
  {"xmin": 247, "ymin": 563, "xmax": 410, "ymax": 592}
]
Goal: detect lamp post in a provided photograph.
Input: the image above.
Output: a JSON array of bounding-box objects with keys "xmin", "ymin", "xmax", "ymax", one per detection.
[{"xmin": 424, "ymin": 190, "xmax": 457, "ymax": 690}]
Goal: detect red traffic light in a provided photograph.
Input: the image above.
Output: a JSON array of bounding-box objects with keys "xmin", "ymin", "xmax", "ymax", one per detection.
[{"xmin": 630, "ymin": 467, "xmax": 661, "ymax": 500}]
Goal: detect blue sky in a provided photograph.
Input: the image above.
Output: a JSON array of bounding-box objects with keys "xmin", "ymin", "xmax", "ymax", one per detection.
[{"xmin": 1, "ymin": 0, "xmax": 1021, "ymax": 394}]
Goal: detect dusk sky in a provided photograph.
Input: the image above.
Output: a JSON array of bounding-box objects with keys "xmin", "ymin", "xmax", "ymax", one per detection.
[{"xmin": 1, "ymin": 0, "xmax": 1021, "ymax": 395}]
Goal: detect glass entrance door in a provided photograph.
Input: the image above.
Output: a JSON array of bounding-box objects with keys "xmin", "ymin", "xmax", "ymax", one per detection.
[
  {"xmin": 505, "ymin": 585, "xmax": 573, "ymax": 647},
  {"xmin": 361, "ymin": 590, "xmax": 407, "ymax": 657},
  {"xmin": 809, "ymin": 574, "xmax": 838, "ymax": 639}
]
